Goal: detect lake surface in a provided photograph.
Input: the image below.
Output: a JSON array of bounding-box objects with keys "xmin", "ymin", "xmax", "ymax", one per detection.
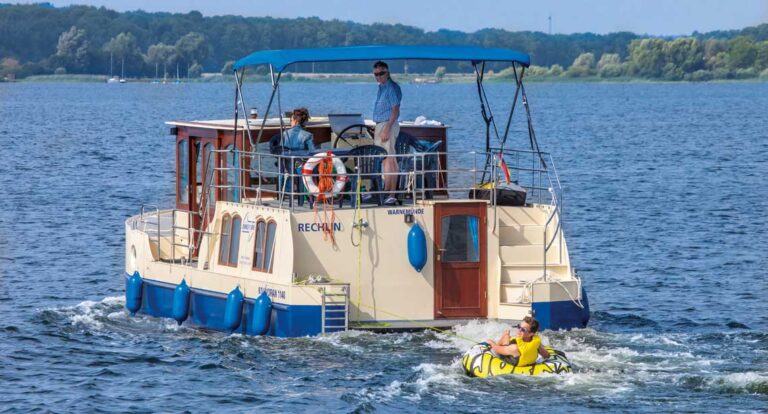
[{"xmin": 1, "ymin": 80, "xmax": 767, "ymax": 413}]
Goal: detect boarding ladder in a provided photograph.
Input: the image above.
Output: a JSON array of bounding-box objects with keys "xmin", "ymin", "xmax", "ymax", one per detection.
[
  {"xmin": 494, "ymin": 150, "xmax": 567, "ymax": 321},
  {"xmin": 320, "ymin": 284, "xmax": 350, "ymax": 334}
]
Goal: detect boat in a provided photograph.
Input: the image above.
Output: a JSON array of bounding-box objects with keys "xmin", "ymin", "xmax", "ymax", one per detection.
[
  {"xmin": 123, "ymin": 45, "xmax": 590, "ymax": 337},
  {"xmin": 462, "ymin": 343, "xmax": 572, "ymax": 377}
]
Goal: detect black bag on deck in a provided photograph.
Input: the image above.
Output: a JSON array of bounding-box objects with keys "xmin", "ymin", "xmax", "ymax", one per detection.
[{"xmin": 469, "ymin": 182, "xmax": 527, "ymax": 206}]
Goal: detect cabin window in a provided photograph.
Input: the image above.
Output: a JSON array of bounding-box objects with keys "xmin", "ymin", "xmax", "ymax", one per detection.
[
  {"xmin": 178, "ymin": 139, "xmax": 189, "ymax": 204},
  {"xmin": 224, "ymin": 144, "xmax": 241, "ymax": 203},
  {"xmin": 252, "ymin": 219, "xmax": 277, "ymax": 272},
  {"xmin": 253, "ymin": 220, "xmax": 265, "ymax": 269},
  {"xmin": 264, "ymin": 221, "xmax": 277, "ymax": 272},
  {"xmin": 218, "ymin": 213, "xmax": 242, "ymax": 267},
  {"xmin": 229, "ymin": 215, "xmax": 242, "ymax": 265},
  {"xmin": 219, "ymin": 214, "xmax": 231, "ymax": 264},
  {"xmin": 195, "ymin": 141, "xmax": 203, "ymax": 206},
  {"xmin": 440, "ymin": 215, "xmax": 480, "ymax": 262}
]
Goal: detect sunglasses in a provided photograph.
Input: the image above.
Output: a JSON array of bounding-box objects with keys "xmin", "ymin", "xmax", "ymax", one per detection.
[
  {"xmin": 515, "ymin": 324, "xmax": 531, "ymax": 334},
  {"xmin": 374, "ymin": 71, "xmax": 388, "ymax": 77}
]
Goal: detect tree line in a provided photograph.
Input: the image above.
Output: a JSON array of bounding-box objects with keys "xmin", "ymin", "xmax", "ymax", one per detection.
[
  {"xmin": 507, "ymin": 36, "xmax": 768, "ymax": 81},
  {"xmin": 1, "ymin": 3, "xmax": 767, "ymax": 81}
]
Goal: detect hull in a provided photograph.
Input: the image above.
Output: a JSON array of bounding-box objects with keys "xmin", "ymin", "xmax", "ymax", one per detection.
[
  {"xmin": 128, "ymin": 274, "xmax": 345, "ymax": 337},
  {"xmin": 125, "ymin": 200, "xmax": 589, "ymax": 337}
]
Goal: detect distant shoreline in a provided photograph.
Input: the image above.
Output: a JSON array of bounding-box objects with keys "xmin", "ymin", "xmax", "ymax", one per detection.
[{"xmin": 6, "ymin": 73, "xmax": 768, "ymax": 84}]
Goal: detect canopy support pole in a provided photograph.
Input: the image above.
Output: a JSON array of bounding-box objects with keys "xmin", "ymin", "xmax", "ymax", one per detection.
[
  {"xmin": 474, "ymin": 62, "xmax": 502, "ymax": 184},
  {"xmin": 234, "ymin": 69, "xmax": 254, "ymax": 150},
  {"xmin": 234, "ymin": 69, "xmax": 256, "ymax": 201},
  {"xmin": 519, "ymin": 77, "xmax": 547, "ymax": 171},
  {"xmin": 253, "ymin": 65, "xmax": 282, "ymax": 147},
  {"xmin": 500, "ymin": 63, "xmax": 524, "ymax": 149},
  {"xmin": 273, "ymin": 65, "xmax": 286, "ymax": 146},
  {"xmin": 232, "ymin": 70, "xmax": 240, "ymax": 147}
]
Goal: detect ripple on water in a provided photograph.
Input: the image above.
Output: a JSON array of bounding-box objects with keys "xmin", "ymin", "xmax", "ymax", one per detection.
[{"xmin": 1, "ymin": 82, "xmax": 768, "ymax": 412}]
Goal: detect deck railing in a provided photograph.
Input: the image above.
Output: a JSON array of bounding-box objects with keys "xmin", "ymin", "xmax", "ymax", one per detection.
[
  {"xmin": 131, "ymin": 146, "xmax": 563, "ymax": 270},
  {"xmin": 208, "ymin": 146, "xmax": 560, "ymax": 211},
  {"xmin": 130, "ymin": 207, "xmax": 206, "ymax": 266}
]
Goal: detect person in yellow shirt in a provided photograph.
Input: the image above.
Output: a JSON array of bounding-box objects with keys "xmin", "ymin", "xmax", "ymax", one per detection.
[{"xmin": 485, "ymin": 316, "xmax": 550, "ymax": 366}]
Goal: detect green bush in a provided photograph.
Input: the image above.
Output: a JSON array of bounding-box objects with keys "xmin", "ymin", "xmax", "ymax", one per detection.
[
  {"xmin": 733, "ymin": 68, "xmax": 757, "ymax": 79},
  {"xmin": 434, "ymin": 66, "xmax": 446, "ymax": 80},
  {"xmin": 598, "ymin": 63, "xmax": 624, "ymax": 78},
  {"xmin": 566, "ymin": 52, "xmax": 595, "ymax": 77},
  {"xmin": 662, "ymin": 63, "xmax": 685, "ymax": 81},
  {"xmin": 188, "ymin": 63, "xmax": 203, "ymax": 78},
  {"xmin": 690, "ymin": 70, "xmax": 714, "ymax": 82},
  {"xmin": 548, "ymin": 64, "xmax": 564, "ymax": 76},
  {"xmin": 221, "ymin": 60, "xmax": 234, "ymax": 74},
  {"xmin": 526, "ymin": 65, "xmax": 549, "ymax": 77},
  {"xmin": 713, "ymin": 68, "xmax": 731, "ymax": 79}
]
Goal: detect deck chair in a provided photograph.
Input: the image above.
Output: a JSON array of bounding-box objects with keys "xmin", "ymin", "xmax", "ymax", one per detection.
[
  {"xmin": 268, "ymin": 133, "xmax": 304, "ymax": 206},
  {"xmin": 395, "ymin": 133, "xmax": 441, "ymax": 199},
  {"xmin": 344, "ymin": 145, "xmax": 388, "ymax": 207}
]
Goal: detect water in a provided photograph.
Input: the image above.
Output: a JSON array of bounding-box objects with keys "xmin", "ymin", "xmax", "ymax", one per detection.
[{"xmin": 1, "ymin": 81, "xmax": 767, "ymax": 412}]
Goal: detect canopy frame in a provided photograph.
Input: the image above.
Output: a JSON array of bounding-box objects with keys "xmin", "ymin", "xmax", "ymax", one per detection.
[{"xmin": 230, "ymin": 45, "xmax": 546, "ymax": 189}]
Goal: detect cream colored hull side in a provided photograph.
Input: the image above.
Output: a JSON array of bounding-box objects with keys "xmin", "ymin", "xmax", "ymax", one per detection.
[{"xmin": 125, "ymin": 200, "xmax": 581, "ymax": 325}]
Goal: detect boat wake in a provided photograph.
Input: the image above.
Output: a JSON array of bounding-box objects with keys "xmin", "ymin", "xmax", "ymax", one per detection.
[
  {"xmin": 30, "ymin": 302, "xmax": 768, "ymax": 411},
  {"xmin": 350, "ymin": 317, "xmax": 768, "ymax": 410}
]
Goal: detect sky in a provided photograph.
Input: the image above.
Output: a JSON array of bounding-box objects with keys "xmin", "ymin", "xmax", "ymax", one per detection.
[{"xmin": 20, "ymin": 0, "xmax": 768, "ymax": 35}]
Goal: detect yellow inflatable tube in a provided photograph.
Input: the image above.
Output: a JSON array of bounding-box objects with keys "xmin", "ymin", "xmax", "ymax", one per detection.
[{"xmin": 462, "ymin": 344, "xmax": 572, "ymax": 377}]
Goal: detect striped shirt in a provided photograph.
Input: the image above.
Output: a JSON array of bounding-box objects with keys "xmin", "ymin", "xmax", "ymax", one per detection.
[{"xmin": 373, "ymin": 79, "xmax": 402, "ymax": 123}]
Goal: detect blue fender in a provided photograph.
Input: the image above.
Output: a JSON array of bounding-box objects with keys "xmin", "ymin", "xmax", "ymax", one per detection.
[
  {"xmin": 172, "ymin": 279, "xmax": 191, "ymax": 325},
  {"xmin": 125, "ymin": 271, "xmax": 143, "ymax": 315},
  {"xmin": 251, "ymin": 291, "xmax": 273, "ymax": 335},
  {"xmin": 407, "ymin": 223, "xmax": 427, "ymax": 272},
  {"xmin": 223, "ymin": 287, "xmax": 244, "ymax": 332}
]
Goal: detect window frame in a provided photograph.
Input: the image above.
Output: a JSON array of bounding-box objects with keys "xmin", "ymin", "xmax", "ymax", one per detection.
[
  {"xmin": 252, "ymin": 218, "xmax": 277, "ymax": 273},
  {"xmin": 218, "ymin": 213, "xmax": 242, "ymax": 267},
  {"xmin": 222, "ymin": 144, "xmax": 240, "ymax": 202},
  {"xmin": 177, "ymin": 138, "xmax": 190, "ymax": 206}
]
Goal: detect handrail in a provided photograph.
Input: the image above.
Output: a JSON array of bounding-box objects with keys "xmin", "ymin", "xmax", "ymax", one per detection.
[
  {"xmin": 541, "ymin": 153, "xmax": 564, "ymax": 280},
  {"xmin": 207, "ymin": 146, "xmax": 559, "ymax": 211},
  {"xmin": 139, "ymin": 204, "xmax": 161, "ymax": 255},
  {"xmin": 135, "ymin": 207, "xmax": 204, "ymax": 265}
]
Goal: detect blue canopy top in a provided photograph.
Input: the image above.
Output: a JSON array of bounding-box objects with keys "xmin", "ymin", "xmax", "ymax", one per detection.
[{"xmin": 233, "ymin": 45, "xmax": 530, "ymax": 71}]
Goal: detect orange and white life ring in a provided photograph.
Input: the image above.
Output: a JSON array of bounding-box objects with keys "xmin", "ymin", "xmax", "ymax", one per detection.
[{"xmin": 302, "ymin": 151, "xmax": 347, "ymax": 199}]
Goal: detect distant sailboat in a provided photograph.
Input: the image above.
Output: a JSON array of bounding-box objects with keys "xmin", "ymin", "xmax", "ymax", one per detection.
[
  {"xmin": 107, "ymin": 52, "xmax": 120, "ymax": 83},
  {"xmin": 119, "ymin": 56, "xmax": 127, "ymax": 83}
]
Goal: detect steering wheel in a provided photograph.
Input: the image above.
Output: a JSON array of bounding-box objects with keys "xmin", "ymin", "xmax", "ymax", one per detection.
[{"xmin": 333, "ymin": 124, "xmax": 375, "ymax": 148}]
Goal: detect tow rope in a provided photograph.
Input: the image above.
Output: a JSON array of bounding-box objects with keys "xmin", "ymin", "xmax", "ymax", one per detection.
[{"xmin": 313, "ymin": 154, "xmax": 337, "ymax": 243}]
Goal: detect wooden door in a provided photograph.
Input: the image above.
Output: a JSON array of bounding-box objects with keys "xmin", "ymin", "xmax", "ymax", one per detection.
[{"xmin": 434, "ymin": 202, "xmax": 487, "ymax": 318}]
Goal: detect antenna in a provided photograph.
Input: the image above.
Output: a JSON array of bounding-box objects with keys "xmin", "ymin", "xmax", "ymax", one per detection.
[{"xmin": 548, "ymin": 14, "xmax": 552, "ymax": 35}]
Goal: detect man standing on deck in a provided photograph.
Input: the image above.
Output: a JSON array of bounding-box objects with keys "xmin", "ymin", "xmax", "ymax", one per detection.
[{"xmin": 372, "ymin": 61, "xmax": 402, "ymax": 205}]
